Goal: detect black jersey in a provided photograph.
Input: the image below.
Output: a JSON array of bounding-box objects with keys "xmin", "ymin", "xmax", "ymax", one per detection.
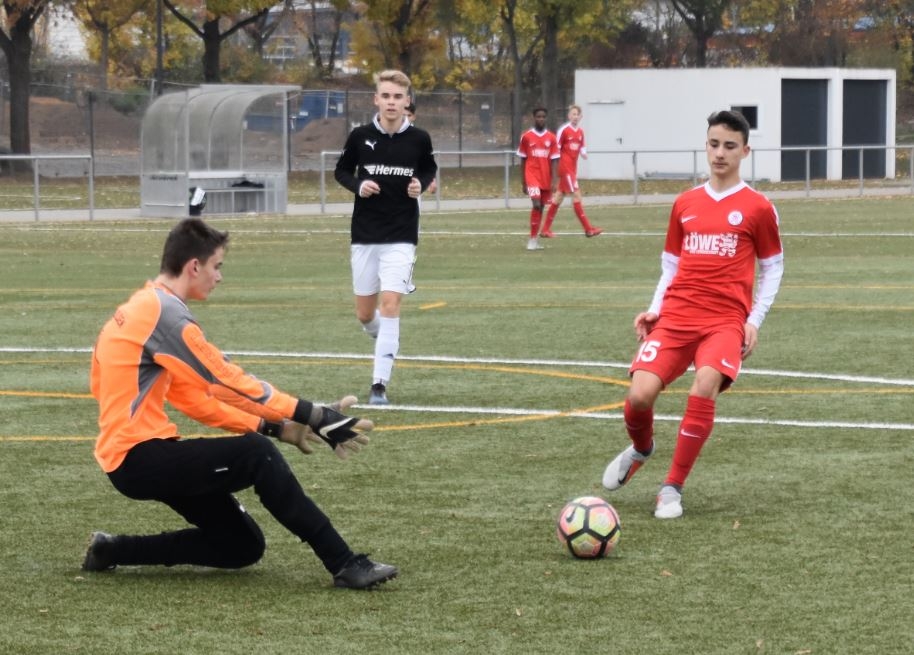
[{"xmin": 334, "ymin": 116, "xmax": 437, "ymax": 245}]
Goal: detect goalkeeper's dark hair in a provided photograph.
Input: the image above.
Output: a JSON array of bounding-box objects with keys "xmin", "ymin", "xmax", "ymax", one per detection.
[
  {"xmin": 707, "ymin": 110, "xmax": 750, "ymax": 145},
  {"xmin": 160, "ymin": 218, "xmax": 229, "ymax": 276}
]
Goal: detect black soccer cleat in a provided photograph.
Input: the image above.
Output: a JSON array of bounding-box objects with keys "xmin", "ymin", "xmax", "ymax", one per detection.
[
  {"xmin": 81, "ymin": 531, "xmax": 118, "ymax": 572},
  {"xmin": 333, "ymin": 554, "xmax": 398, "ymax": 590}
]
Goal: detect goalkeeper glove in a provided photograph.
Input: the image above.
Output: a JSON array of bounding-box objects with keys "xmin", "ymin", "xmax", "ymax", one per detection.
[
  {"xmin": 262, "ymin": 395, "xmax": 372, "ymax": 460},
  {"xmin": 257, "ymin": 419, "xmax": 322, "ymax": 455},
  {"xmin": 306, "ymin": 395, "xmax": 372, "ymax": 460}
]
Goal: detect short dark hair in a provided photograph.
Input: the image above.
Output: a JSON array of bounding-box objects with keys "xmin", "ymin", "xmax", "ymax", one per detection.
[
  {"xmin": 707, "ymin": 110, "xmax": 750, "ymax": 144},
  {"xmin": 405, "ymin": 102, "xmax": 416, "ymax": 114},
  {"xmin": 160, "ymin": 218, "xmax": 229, "ymax": 276},
  {"xmin": 532, "ymin": 106, "xmax": 547, "ymax": 116}
]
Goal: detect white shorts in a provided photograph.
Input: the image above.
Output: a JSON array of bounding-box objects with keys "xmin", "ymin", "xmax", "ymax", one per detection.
[{"xmin": 351, "ymin": 243, "xmax": 417, "ymax": 296}]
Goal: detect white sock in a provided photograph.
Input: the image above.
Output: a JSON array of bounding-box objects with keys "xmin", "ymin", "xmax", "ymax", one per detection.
[
  {"xmin": 361, "ymin": 309, "xmax": 380, "ymax": 338},
  {"xmin": 373, "ymin": 316, "xmax": 399, "ymax": 385}
]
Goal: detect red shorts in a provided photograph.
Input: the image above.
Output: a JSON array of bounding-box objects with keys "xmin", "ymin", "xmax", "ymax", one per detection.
[
  {"xmin": 629, "ymin": 323, "xmax": 744, "ymax": 391},
  {"xmin": 557, "ymin": 170, "xmax": 578, "ymax": 194},
  {"xmin": 527, "ymin": 186, "xmax": 553, "ymax": 205}
]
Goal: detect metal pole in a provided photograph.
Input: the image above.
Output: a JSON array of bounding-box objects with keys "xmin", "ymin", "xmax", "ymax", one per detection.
[
  {"xmin": 33, "ymin": 157, "xmax": 39, "ymax": 222},
  {"xmin": 858, "ymin": 148, "xmax": 864, "ymax": 196},
  {"xmin": 458, "ymin": 91, "xmax": 463, "ymax": 169},
  {"xmin": 155, "ymin": 0, "xmax": 164, "ymax": 95},
  {"xmin": 632, "ymin": 152, "xmax": 639, "ymax": 204},
  {"xmin": 805, "ymin": 149, "xmax": 810, "ymax": 197},
  {"xmin": 504, "ymin": 151, "xmax": 510, "ymax": 208},
  {"xmin": 88, "ymin": 155, "xmax": 95, "ymax": 221},
  {"xmin": 88, "ymin": 92, "xmax": 96, "ymax": 220},
  {"xmin": 320, "ymin": 151, "xmax": 326, "ymax": 214}
]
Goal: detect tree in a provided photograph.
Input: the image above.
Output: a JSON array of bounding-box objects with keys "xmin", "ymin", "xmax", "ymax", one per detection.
[
  {"xmin": 72, "ymin": 0, "xmax": 146, "ymax": 90},
  {"xmin": 733, "ymin": 1, "xmax": 866, "ymax": 68},
  {"xmin": 865, "ymin": 0, "xmax": 914, "ymax": 87},
  {"xmin": 242, "ymin": 0, "xmax": 291, "ymax": 57},
  {"xmin": 300, "ymin": 0, "xmax": 349, "ymax": 80},
  {"xmin": 669, "ymin": 0, "xmax": 732, "ymax": 66},
  {"xmin": 632, "ymin": 0, "xmax": 691, "ymax": 67},
  {"xmin": 162, "ymin": 0, "xmax": 276, "ymax": 82},
  {"xmin": 536, "ymin": 0, "xmax": 636, "ymax": 118},
  {"xmin": 102, "ymin": 5, "xmax": 201, "ymax": 85},
  {"xmin": 0, "ymin": 0, "xmax": 51, "ymax": 157},
  {"xmin": 347, "ymin": 0, "xmax": 442, "ymax": 85},
  {"xmin": 497, "ymin": 0, "xmax": 542, "ymax": 144}
]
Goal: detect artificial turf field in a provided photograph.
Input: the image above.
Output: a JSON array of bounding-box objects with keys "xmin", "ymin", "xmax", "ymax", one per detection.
[{"xmin": 0, "ymin": 197, "xmax": 911, "ymax": 654}]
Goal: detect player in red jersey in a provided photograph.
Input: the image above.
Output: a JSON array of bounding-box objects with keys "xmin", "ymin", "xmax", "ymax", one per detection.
[
  {"xmin": 540, "ymin": 105, "xmax": 603, "ymax": 238},
  {"xmin": 601, "ymin": 110, "xmax": 784, "ymax": 519},
  {"xmin": 516, "ymin": 107, "xmax": 559, "ymax": 250}
]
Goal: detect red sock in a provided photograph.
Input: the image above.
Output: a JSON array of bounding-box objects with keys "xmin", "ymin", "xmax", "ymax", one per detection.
[
  {"xmin": 623, "ymin": 398, "xmax": 654, "ymax": 454},
  {"xmin": 665, "ymin": 395, "xmax": 716, "ymax": 488},
  {"xmin": 529, "ymin": 208, "xmax": 542, "ymax": 237},
  {"xmin": 542, "ymin": 203, "xmax": 558, "ymax": 232},
  {"xmin": 573, "ymin": 201, "xmax": 592, "ymax": 230}
]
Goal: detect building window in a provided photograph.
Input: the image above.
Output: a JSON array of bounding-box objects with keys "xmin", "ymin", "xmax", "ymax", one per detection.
[{"xmin": 731, "ymin": 105, "xmax": 758, "ymax": 130}]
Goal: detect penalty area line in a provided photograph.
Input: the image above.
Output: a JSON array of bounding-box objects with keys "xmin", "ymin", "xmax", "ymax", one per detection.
[
  {"xmin": 359, "ymin": 404, "xmax": 914, "ymax": 432},
  {"xmin": 2, "ymin": 347, "xmax": 913, "ymax": 387}
]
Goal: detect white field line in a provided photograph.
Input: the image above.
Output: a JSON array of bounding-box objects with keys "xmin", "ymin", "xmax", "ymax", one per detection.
[
  {"xmin": 3, "ymin": 346, "xmax": 912, "ymax": 431},
  {"xmin": 5, "ymin": 223, "xmax": 914, "ymax": 239}
]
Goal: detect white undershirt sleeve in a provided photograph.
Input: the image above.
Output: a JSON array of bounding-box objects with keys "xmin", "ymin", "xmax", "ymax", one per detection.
[
  {"xmin": 747, "ymin": 253, "xmax": 784, "ymax": 329},
  {"xmin": 647, "ymin": 251, "xmax": 680, "ymax": 316}
]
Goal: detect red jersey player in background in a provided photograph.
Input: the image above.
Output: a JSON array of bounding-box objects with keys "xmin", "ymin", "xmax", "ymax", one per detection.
[
  {"xmin": 516, "ymin": 107, "xmax": 558, "ymax": 251},
  {"xmin": 601, "ymin": 110, "xmax": 784, "ymax": 519},
  {"xmin": 540, "ymin": 105, "xmax": 603, "ymax": 238}
]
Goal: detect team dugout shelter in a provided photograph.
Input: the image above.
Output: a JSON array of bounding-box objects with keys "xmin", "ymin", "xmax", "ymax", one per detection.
[{"xmin": 140, "ymin": 84, "xmax": 299, "ymax": 217}]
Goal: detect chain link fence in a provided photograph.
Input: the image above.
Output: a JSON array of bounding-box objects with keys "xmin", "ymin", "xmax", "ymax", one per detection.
[{"xmin": 0, "ymin": 82, "xmax": 530, "ymax": 178}]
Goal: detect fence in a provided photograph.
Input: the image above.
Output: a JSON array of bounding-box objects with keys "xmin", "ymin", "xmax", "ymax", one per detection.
[
  {"xmin": 318, "ymin": 144, "xmax": 914, "ymax": 212},
  {"xmin": 0, "ymin": 85, "xmax": 521, "ymax": 177},
  {"xmin": 0, "ymin": 154, "xmax": 95, "ymax": 220}
]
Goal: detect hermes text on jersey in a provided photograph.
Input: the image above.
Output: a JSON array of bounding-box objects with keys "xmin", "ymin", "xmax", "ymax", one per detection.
[{"xmin": 362, "ymin": 164, "xmax": 416, "ymax": 177}]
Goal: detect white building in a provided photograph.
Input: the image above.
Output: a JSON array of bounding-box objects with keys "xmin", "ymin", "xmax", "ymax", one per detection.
[
  {"xmin": 575, "ymin": 67, "xmax": 896, "ymax": 182},
  {"xmin": 38, "ymin": 5, "xmax": 89, "ymax": 61}
]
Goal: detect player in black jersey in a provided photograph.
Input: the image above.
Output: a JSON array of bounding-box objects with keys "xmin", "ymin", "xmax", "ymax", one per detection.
[{"xmin": 334, "ymin": 70, "xmax": 438, "ymax": 405}]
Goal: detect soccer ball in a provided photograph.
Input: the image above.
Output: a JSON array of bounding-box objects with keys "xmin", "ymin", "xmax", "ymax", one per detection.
[{"xmin": 555, "ymin": 496, "xmax": 621, "ymax": 559}]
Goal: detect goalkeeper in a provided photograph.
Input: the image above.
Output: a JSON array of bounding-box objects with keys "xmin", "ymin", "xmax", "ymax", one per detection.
[{"xmin": 81, "ymin": 218, "xmax": 396, "ymax": 590}]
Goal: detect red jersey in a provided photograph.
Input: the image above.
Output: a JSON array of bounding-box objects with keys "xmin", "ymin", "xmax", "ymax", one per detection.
[
  {"xmin": 516, "ymin": 128, "xmax": 558, "ymax": 189},
  {"xmin": 658, "ymin": 182, "xmax": 782, "ymax": 329},
  {"xmin": 555, "ymin": 122, "xmax": 585, "ymax": 177}
]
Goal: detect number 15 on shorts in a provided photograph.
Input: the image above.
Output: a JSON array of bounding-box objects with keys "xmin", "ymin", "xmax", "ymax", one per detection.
[{"xmin": 636, "ymin": 340, "xmax": 661, "ymax": 363}]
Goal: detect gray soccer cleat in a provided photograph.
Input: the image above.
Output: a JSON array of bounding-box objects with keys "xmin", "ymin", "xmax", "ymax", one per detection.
[
  {"xmin": 602, "ymin": 442, "xmax": 654, "ymax": 491},
  {"xmin": 654, "ymin": 485, "xmax": 684, "ymax": 519}
]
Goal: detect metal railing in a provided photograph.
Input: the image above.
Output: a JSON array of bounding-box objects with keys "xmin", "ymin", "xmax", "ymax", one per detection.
[
  {"xmin": 2, "ymin": 145, "xmax": 913, "ymax": 220},
  {"xmin": 320, "ymin": 144, "xmax": 914, "ymax": 213},
  {"xmin": 0, "ymin": 154, "xmax": 95, "ymax": 221}
]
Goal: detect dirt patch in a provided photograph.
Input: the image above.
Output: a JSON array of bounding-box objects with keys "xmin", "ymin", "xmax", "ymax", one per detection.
[{"xmin": 27, "ymin": 96, "xmax": 140, "ymax": 151}]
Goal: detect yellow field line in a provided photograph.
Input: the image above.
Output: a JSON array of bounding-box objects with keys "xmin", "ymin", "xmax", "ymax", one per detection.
[{"xmin": 0, "ymin": 400, "xmax": 624, "ymax": 442}]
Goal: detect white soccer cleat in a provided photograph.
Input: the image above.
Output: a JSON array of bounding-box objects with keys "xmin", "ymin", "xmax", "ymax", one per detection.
[
  {"xmin": 654, "ymin": 485, "xmax": 684, "ymax": 519},
  {"xmin": 602, "ymin": 443, "xmax": 653, "ymax": 491},
  {"xmin": 526, "ymin": 238, "xmax": 544, "ymax": 251}
]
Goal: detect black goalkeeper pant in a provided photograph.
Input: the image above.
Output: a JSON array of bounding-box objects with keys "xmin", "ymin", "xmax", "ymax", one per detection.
[{"xmin": 105, "ymin": 432, "xmax": 353, "ymax": 573}]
